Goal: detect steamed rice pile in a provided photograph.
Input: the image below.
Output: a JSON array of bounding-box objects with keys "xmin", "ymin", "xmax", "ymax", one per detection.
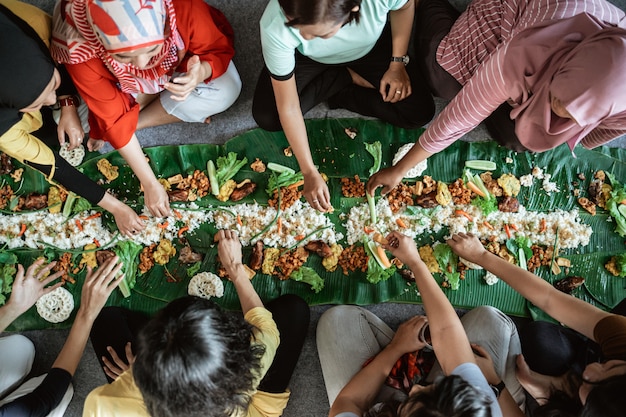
[{"xmin": 344, "ymin": 200, "xmax": 592, "ymax": 249}]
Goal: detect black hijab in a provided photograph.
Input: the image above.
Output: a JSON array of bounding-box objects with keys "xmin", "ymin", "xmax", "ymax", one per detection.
[{"xmin": 0, "ymin": 4, "xmax": 55, "ymax": 135}]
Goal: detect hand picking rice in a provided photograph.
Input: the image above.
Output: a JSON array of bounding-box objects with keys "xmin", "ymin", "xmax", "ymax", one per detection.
[
  {"xmin": 36, "ymin": 287, "xmax": 74, "ymax": 323},
  {"xmin": 188, "ymin": 272, "xmax": 224, "ymax": 299},
  {"xmin": 392, "ymin": 143, "xmax": 428, "ymax": 178}
]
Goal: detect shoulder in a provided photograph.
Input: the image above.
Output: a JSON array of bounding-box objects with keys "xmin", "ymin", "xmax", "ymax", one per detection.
[{"xmin": 85, "ymin": 371, "xmax": 147, "ymax": 416}]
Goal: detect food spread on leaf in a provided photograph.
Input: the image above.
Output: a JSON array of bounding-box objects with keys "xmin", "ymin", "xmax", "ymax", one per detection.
[{"xmin": 0, "ymin": 120, "xmax": 625, "ymax": 328}]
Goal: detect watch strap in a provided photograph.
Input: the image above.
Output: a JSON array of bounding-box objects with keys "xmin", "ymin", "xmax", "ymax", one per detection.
[
  {"xmin": 58, "ymin": 96, "xmax": 79, "ymax": 107},
  {"xmin": 490, "ymin": 380, "xmax": 506, "ymax": 398},
  {"xmin": 390, "ymin": 55, "xmax": 409, "ymax": 65}
]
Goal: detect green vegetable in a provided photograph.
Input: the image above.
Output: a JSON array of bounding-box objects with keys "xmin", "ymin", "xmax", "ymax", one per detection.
[
  {"xmin": 465, "ymin": 160, "xmax": 496, "ymax": 171},
  {"xmin": 606, "ymin": 173, "xmax": 626, "ymax": 237},
  {"xmin": 367, "ymin": 241, "xmax": 386, "ymax": 269},
  {"xmin": 72, "ymin": 197, "xmax": 92, "ymax": 215},
  {"xmin": 362, "ymin": 238, "xmax": 396, "ymax": 284},
  {"xmin": 365, "ymin": 141, "xmax": 382, "ymax": 176},
  {"xmin": 471, "ymin": 195, "xmax": 498, "ymax": 216},
  {"xmin": 290, "ymin": 266, "xmax": 325, "ymax": 293},
  {"xmin": 207, "ymin": 160, "xmax": 220, "ymax": 196},
  {"xmin": 366, "ymin": 191, "xmax": 377, "ymax": 224},
  {"xmin": 506, "ymin": 237, "xmax": 533, "ymax": 270},
  {"xmin": 433, "ymin": 243, "xmax": 462, "ymax": 290},
  {"xmin": 186, "ymin": 261, "xmax": 202, "ymax": 278},
  {"xmin": 215, "ymin": 152, "xmax": 247, "ymax": 187},
  {"xmin": 267, "ymin": 162, "xmax": 296, "ymax": 175},
  {"xmin": 266, "ymin": 171, "xmax": 304, "ymax": 195},
  {"xmin": 113, "ymin": 240, "xmax": 144, "ymax": 298},
  {"xmin": 611, "ymin": 253, "xmax": 626, "ymax": 277},
  {"xmin": 62, "ymin": 192, "xmax": 78, "ymax": 217},
  {"xmin": 0, "ymin": 254, "xmax": 17, "ymax": 305}
]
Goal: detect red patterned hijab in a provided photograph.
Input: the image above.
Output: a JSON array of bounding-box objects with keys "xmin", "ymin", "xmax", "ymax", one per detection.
[
  {"xmin": 51, "ymin": 0, "xmax": 185, "ymax": 94},
  {"xmin": 503, "ymin": 13, "xmax": 626, "ymax": 152}
]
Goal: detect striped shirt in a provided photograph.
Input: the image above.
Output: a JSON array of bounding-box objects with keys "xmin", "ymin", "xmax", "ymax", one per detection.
[{"xmin": 419, "ymin": 0, "xmax": 626, "ymax": 154}]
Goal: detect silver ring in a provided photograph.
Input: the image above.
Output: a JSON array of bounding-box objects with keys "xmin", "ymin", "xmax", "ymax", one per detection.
[{"xmin": 395, "ymin": 90, "xmax": 401, "ymax": 94}]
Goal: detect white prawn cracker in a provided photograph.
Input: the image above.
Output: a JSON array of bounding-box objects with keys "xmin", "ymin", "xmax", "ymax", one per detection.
[
  {"xmin": 392, "ymin": 143, "xmax": 428, "ymax": 178},
  {"xmin": 36, "ymin": 287, "xmax": 74, "ymax": 323},
  {"xmin": 58, "ymin": 143, "xmax": 85, "ymax": 167},
  {"xmin": 188, "ymin": 272, "xmax": 224, "ymax": 299}
]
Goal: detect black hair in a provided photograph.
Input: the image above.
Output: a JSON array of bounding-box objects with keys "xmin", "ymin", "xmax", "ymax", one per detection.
[
  {"xmin": 279, "ymin": 0, "xmax": 362, "ymax": 27},
  {"xmin": 532, "ymin": 369, "xmax": 583, "ymax": 417},
  {"xmin": 365, "ymin": 375, "xmax": 493, "ymax": 417},
  {"xmin": 133, "ymin": 296, "xmax": 264, "ymax": 417},
  {"xmin": 580, "ymin": 374, "xmax": 626, "ymax": 417}
]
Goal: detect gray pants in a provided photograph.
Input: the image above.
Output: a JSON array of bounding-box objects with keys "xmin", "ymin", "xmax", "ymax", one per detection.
[{"xmin": 316, "ymin": 305, "xmax": 525, "ymax": 409}]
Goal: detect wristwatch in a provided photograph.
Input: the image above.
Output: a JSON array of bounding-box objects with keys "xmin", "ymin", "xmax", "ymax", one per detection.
[
  {"xmin": 54, "ymin": 95, "xmax": 79, "ymax": 110},
  {"xmin": 490, "ymin": 381, "xmax": 506, "ymax": 398},
  {"xmin": 391, "ymin": 55, "xmax": 410, "ymax": 66}
]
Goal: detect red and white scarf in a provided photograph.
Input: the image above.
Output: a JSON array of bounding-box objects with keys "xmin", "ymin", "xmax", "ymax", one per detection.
[{"xmin": 51, "ymin": 0, "xmax": 185, "ymax": 94}]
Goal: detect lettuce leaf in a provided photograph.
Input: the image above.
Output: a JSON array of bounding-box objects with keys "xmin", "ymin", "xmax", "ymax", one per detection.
[
  {"xmin": 433, "ymin": 243, "xmax": 461, "ymax": 289},
  {"xmin": 506, "ymin": 237, "xmax": 533, "ymax": 270},
  {"xmin": 363, "ymin": 239, "xmax": 396, "ymax": 284},
  {"xmin": 471, "ymin": 196, "xmax": 498, "ymax": 216},
  {"xmin": 291, "ymin": 266, "xmax": 325, "ymax": 293},
  {"xmin": 113, "ymin": 240, "xmax": 144, "ymax": 298},
  {"xmin": 266, "ymin": 171, "xmax": 304, "ymax": 195},
  {"xmin": 216, "ymin": 152, "xmax": 248, "ymax": 187}
]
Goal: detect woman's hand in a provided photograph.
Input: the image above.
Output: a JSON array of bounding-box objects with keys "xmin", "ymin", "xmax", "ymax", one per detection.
[
  {"xmin": 366, "ymin": 165, "xmax": 405, "ymax": 197},
  {"xmin": 57, "ymin": 103, "xmax": 85, "ymax": 150},
  {"xmin": 103, "ymin": 342, "xmax": 135, "ymax": 380},
  {"xmin": 388, "ymin": 315, "xmax": 429, "ymax": 354},
  {"xmin": 78, "ymin": 256, "xmax": 124, "ymax": 323},
  {"xmin": 383, "ymin": 231, "xmax": 421, "ymax": 267},
  {"xmin": 87, "ymin": 137, "xmax": 106, "ymax": 152},
  {"xmin": 143, "ymin": 180, "xmax": 170, "ymax": 218},
  {"xmin": 216, "ymin": 229, "xmax": 245, "ymax": 278},
  {"xmin": 471, "ymin": 343, "xmax": 501, "ymax": 385},
  {"xmin": 7, "ymin": 260, "xmax": 64, "ymax": 316},
  {"xmin": 165, "ymin": 55, "xmax": 210, "ymax": 102},
  {"xmin": 380, "ymin": 64, "xmax": 412, "ymax": 103},
  {"xmin": 111, "ymin": 203, "xmax": 145, "ymax": 238},
  {"xmin": 447, "ymin": 233, "xmax": 487, "ymax": 265},
  {"xmin": 303, "ymin": 171, "xmax": 332, "ymax": 212}
]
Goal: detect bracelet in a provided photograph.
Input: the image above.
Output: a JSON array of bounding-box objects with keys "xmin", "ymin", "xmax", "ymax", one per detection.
[{"xmin": 53, "ymin": 95, "xmax": 79, "ymax": 110}]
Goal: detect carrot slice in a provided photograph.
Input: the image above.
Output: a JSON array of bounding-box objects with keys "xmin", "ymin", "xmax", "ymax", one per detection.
[
  {"xmin": 466, "ymin": 181, "xmax": 486, "ymax": 198},
  {"xmin": 75, "ymin": 219, "xmax": 83, "ymax": 231},
  {"xmin": 237, "ymin": 214, "xmax": 243, "ymax": 226},
  {"xmin": 376, "ymin": 245, "xmax": 392, "ymax": 269},
  {"xmin": 504, "ymin": 224, "xmax": 511, "ymax": 239},
  {"xmin": 396, "ymin": 218, "xmax": 408, "ymax": 228},
  {"xmin": 363, "ymin": 226, "xmax": 375, "ymax": 234},
  {"xmin": 178, "ymin": 226, "xmax": 189, "ymax": 238},
  {"xmin": 455, "ymin": 209, "xmax": 473, "ymax": 222},
  {"xmin": 93, "ymin": 238, "xmax": 101, "ymax": 248},
  {"xmin": 173, "ymin": 210, "xmax": 182, "ymax": 219},
  {"xmin": 18, "ymin": 223, "xmax": 26, "ymax": 237},
  {"xmin": 509, "ymin": 223, "xmax": 518, "ymax": 232},
  {"xmin": 158, "ymin": 222, "xmax": 169, "ymax": 229},
  {"xmin": 287, "ymin": 179, "xmax": 305, "ymax": 189},
  {"xmin": 483, "ymin": 221, "xmax": 494, "ymax": 230},
  {"xmin": 539, "ymin": 218, "xmax": 547, "ymax": 233},
  {"xmin": 277, "ymin": 218, "xmax": 282, "ymax": 234},
  {"xmin": 294, "ymin": 234, "xmax": 305, "ymax": 241},
  {"xmin": 83, "ymin": 212, "xmax": 102, "ymax": 221}
]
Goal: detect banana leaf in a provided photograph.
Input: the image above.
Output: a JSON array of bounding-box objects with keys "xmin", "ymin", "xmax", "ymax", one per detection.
[{"xmin": 2, "ymin": 118, "xmax": 626, "ymax": 331}]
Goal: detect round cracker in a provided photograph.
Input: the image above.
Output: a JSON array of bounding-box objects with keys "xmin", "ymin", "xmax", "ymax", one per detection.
[
  {"xmin": 188, "ymin": 271, "xmax": 224, "ymax": 299},
  {"xmin": 59, "ymin": 143, "xmax": 85, "ymax": 167},
  {"xmin": 36, "ymin": 287, "xmax": 74, "ymax": 323},
  {"xmin": 392, "ymin": 143, "xmax": 428, "ymax": 178}
]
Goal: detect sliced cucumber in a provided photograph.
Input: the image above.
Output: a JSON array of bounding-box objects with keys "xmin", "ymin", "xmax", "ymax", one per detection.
[
  {"xmin": 465, "ymin": 160, "xmax": 496, "ymax": 171},
  {"xmin": 367, "ymin": 241, "xmax": 387, "ymax": 269},
  {"xmin": 207, "ymin": 160, "xmax": 220, "ymax": 196},
  {"xmin": 267, "ymin": 162, "xmax": 295, "ymax": 175},
  {"xmin": 472, "ymin": 174, "xmax": 492, "ymax": 201},
  {"xmin": 366, "ymin": 192, "xmax": 377, "ymax": 224},
  {"xmin": 62, "ymin": 192, "xmax": 78, "ymax": 217}
]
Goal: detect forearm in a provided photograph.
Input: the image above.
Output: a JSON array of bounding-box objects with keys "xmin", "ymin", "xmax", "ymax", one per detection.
[
  {"xmin": 52, "ymin": 313, "xmax": 93, "ymax": 376},
  {"xmin": 0, "ymin": 304, "xmax": 23, "ymax": 333},
  {"xmin": 389, "ymin": 0, "xmax": 414, "ymax": 58},
  {"xmin": 329, "ymin": 343, "xmax": 404, "ymax": 416},
  {"xmin": 97, "ymin": 193, "xmax": 130, "ymax": 216},
  {"xmin": 394, "ymin": 141, "xmax": 432, "ymax": 175},
  {"xmin": 498, "ymin": 389, "xmax": 526, "ymax": 417},
  {"xmin": 479, "ymin": 251, "xmax": 608, "ymax": 338},
  {"xmin": 407, "ymin": 259, "xmax": 474, "ymax": 372},
  {"xmin": 116, "ymin": 135, "xmax": 160, "ymax": 186},
  {"xmin": 230, "ymin": 267, "xmax": 263, "ymax": 314}
]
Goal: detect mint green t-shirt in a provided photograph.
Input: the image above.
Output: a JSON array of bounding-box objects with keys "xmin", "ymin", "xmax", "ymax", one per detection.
[{"xmin": 260, "ymin": 0, "xmax": 409, "ymax": 78}]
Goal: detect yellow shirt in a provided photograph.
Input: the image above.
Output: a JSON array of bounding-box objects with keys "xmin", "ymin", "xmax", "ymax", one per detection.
[
  {"xmin": 83, "ymin": 307, "xmax": 290, "ymax": 417},
  {"xmin": 0, "ymin": 0, "xmax": 55, "ymax": 171}
]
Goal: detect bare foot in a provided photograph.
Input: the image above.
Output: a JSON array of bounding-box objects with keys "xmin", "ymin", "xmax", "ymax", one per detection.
[
  {"xmin": 515, "ymin": 354, "xmax": 553, "ymax": 405},
  {"xmin": 204, "ymin": 116, "xmax": 211, "ymax": 124}
]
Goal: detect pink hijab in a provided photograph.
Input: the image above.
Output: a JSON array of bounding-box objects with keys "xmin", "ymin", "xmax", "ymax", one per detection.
[
  {"xmin": 503, "ymin": 13, "xmax": 626, "ymax": 152},
  {"xmin": 51, "ymin": 0, "xmax": 185, "ymax": 94}
]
